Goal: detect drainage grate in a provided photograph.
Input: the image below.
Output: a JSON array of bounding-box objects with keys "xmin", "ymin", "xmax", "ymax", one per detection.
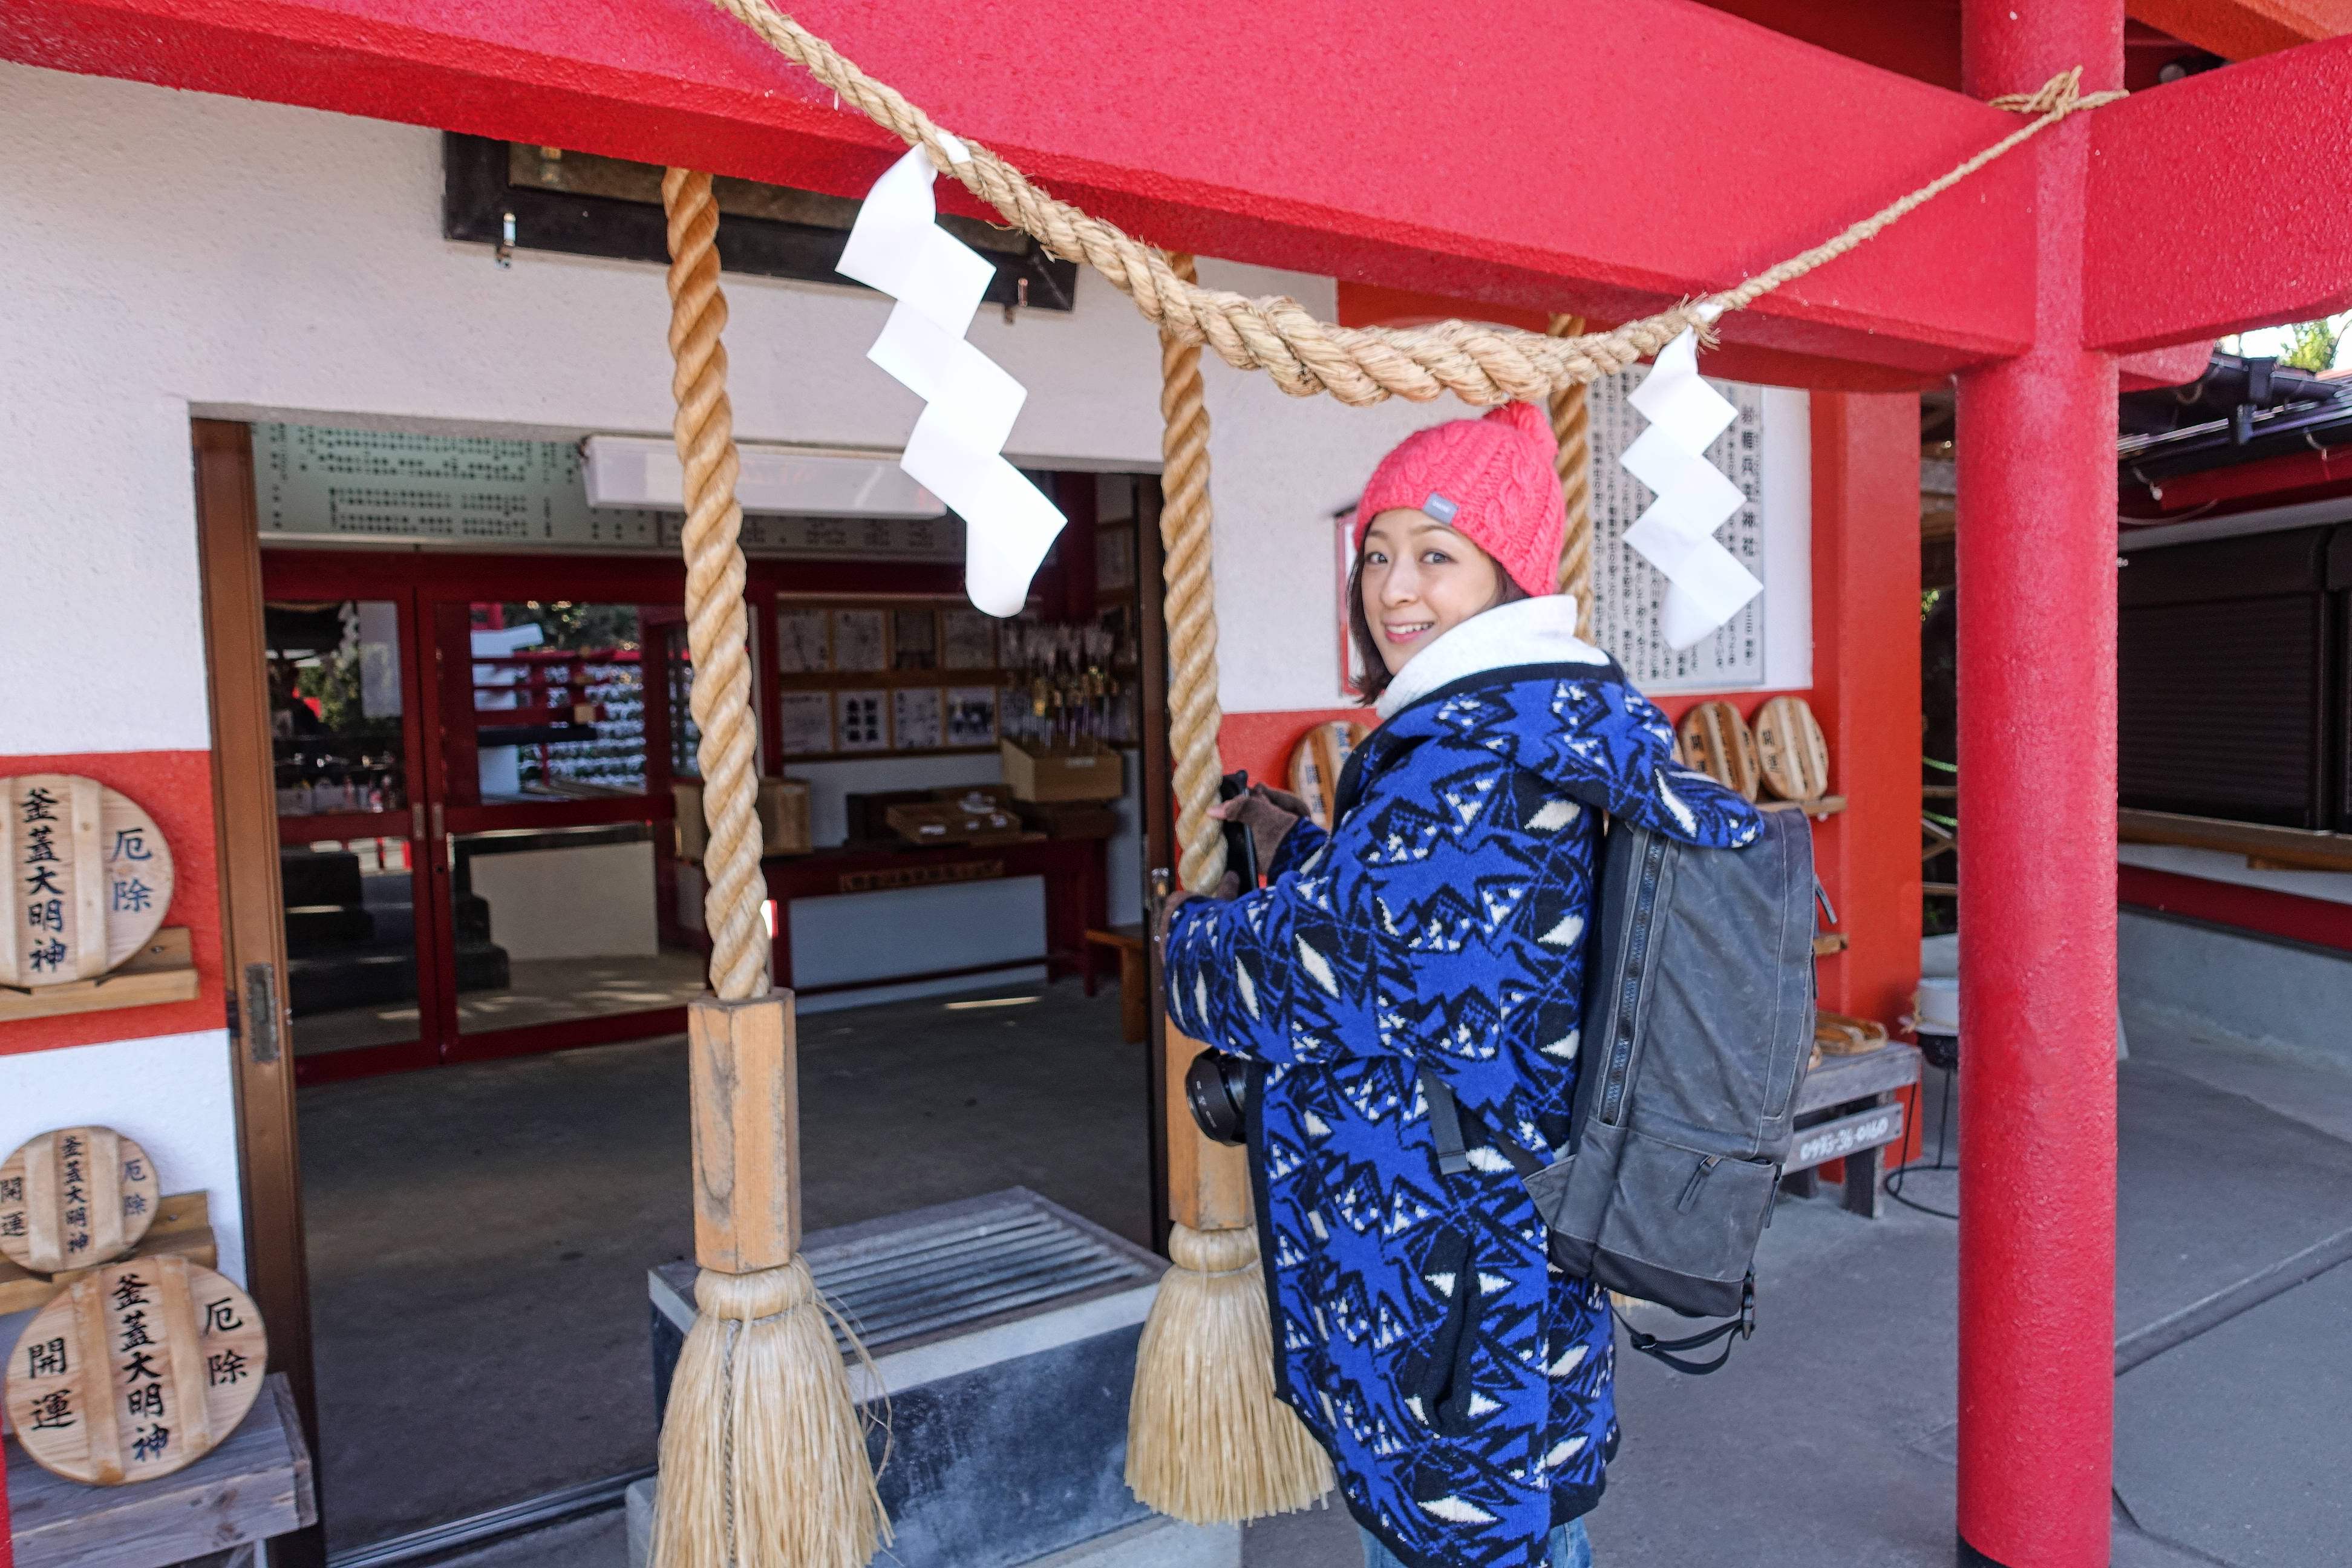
[{"xmin": 808, "ymin": 1202, "xmax": 1158, "ymax": 1355}]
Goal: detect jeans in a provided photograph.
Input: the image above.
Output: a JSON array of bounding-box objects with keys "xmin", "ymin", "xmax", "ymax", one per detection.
[{"xmin": 1360, "ymin": 1517, "xmax": 1592, "ymax": 1568}]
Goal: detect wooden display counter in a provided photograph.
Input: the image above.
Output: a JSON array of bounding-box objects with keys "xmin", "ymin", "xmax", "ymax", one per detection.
[
  {"xmin": 5, "ymin": 1374, "xmax": 313, "ymax": 1568},
  {"xmin": 762, "ymin": 835, "xmax": 1108, "ymax": 996}
]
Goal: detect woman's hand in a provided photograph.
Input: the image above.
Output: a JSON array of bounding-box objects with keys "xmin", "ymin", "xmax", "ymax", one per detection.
[
  {"xmin": 1209, "ymin": 785, "xmax": 1310, "ymax": 871},
  {"xmin": 1158, "ymin": 871, "xmax": 1242, "ymax": 960}
]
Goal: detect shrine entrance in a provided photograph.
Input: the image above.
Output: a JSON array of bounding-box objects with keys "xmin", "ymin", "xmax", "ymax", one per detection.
[
  {"xmin": 191, "ymin": 416, "xmax": 1169, "ymax": 1557},
  {"xmin": 260, "ymin": 554, "xmax": 706, "ymax": 1081}
]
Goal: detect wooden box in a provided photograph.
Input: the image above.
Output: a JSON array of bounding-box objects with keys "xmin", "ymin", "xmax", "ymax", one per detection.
[
  {"xmin": 1000, "ymin": 740, "xmax": 1124, "ymax": 803},
  {"xmin": 673, "ymin": 779, "xmax": 812, "ymax": 860},
  {"xmin": 884, "ymin": 797, "xmax": 1024, "ymax": 848}
]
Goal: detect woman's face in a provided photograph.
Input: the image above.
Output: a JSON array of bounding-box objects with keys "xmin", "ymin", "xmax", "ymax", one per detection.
[{"xmin": 1359, "ymin": 508, "xmax": 1508, "ymax": 676}]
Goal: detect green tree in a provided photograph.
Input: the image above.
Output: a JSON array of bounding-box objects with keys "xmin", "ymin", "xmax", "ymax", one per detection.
[{"xmin": 2281, "ymin": 318, "xmax": 2343, "ymax": 373}]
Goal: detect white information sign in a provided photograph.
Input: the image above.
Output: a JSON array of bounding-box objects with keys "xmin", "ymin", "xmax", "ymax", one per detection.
[
  {"xmin": 1586, "ymin": 379, "xmax": 1811, "ymax": 693},
  {"xmin": 253, "ymin": 424, "xmax": 964, "ymax": 562}
]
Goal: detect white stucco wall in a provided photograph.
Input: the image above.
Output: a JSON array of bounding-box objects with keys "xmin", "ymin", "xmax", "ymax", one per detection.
[
  {"xmin": 0, "ymin": 1031, "xmax": 248, "ymax": 1285},
  {"xmin": 0, "ymin": 59, "xmax": 1448, "ymax": 757},
  {"xmin": 0, "ymin": 59, "xmax": 1457, "ymax": 1284}
]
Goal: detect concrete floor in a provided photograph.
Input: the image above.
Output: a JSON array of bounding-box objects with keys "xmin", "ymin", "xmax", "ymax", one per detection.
[
  {"xmin": 292, "ymin": 949, "xmax": 711, "ymax": 1057},
  {"xmin": 305, "ymin": 990, "xmax": 2352, "ymax": 1568},
  {"xmin": 296, "ymin": 979, "xmax": 1149, "ymax": 1553}
]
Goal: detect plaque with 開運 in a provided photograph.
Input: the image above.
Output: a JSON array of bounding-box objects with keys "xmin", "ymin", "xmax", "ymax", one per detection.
[
  {"xmin": 0, "ymin": 1126, "xmax": 163, "ymax": 1275},
  {"xmin": 5, "ymin": 1255, "xmax": 269, "ymax": 1485}
]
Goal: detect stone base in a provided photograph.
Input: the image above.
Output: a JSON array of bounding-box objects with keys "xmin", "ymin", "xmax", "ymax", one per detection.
[
  {"xmin": 624, "ymin": 1478, "xmax": 1241, "ymax": 1568},
  {"xmin": 644, "ymin": 1190, "xmax": 1174, "ymax": 1568}
]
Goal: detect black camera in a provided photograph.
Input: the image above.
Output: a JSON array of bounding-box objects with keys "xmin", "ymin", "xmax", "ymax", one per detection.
[{"xmin": 1184, "ymin": 1050, "xmax": 1252, "ymax": 1146}]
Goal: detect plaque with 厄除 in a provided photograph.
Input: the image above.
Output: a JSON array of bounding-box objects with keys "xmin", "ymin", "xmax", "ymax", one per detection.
[
  {"xmin": 5, "ymin": 1254, "xmax": 269, "ymax": 1485},
  {"xmin": 1, "ymin": 774, "xmax": 176, "ymax": 988},
  {"xmin": 0, "ymin": 1126, "xmax": 163, "ymax": 1276}
]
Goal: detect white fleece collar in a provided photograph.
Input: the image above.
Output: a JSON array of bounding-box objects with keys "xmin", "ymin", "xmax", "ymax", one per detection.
[{"xmin": 1374, "ymin": 595, "xmax": 1609, "ymax": 721}]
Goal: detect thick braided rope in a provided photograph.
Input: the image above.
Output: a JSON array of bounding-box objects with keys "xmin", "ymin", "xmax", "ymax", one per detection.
[
  {"xmin": 1158, "ymin": 255, "xmax": 1228, "ymax": 896},
  {"xmin": 663, "ymin": 169, "xmax": 770, "ymax": 1002},
  {"xmin": 702, "ymin": 0, "xmax": 2120, "ymax": 405},
  {"xmin": 1546, "ymin": 314, "xmax": 1595, "ymax": 639}
]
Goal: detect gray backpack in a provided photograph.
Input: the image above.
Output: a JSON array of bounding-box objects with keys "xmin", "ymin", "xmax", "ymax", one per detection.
[{"xmin": 1425, "ymin": 808, "xmax": 1818, "ymax": 1372}]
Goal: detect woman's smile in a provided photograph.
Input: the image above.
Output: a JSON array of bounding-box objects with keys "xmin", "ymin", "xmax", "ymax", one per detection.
[{"xmin": 1357, "ymin": 508, "xmax": 1512, "ymax": 677}]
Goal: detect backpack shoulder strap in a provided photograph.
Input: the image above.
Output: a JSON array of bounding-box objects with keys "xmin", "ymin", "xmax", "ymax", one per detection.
[
  {"xmin": 1421, "ymin": 1068, "xmax": 1472, "ymax": 1175},
  {"xmin": 1418, "ymin": 1070, "xmax": 1544, "ymax": 1179}
]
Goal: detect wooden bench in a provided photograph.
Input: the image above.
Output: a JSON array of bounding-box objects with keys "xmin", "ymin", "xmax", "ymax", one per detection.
[
  {"xmin": 6, "ymin": 1374, "xmax": 315, "ymax": 1568},
  {"xmin": 1781, "ymin": 1041, "xmax": 1923, "ymax": 1219},
  {"xmin": 1082, "ymin": 924, "xmax": 1149, "ymax": 1043}
]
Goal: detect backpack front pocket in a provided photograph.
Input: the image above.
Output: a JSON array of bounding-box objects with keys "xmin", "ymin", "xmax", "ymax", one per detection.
[{"xmin": 1593, "ymin": 1127, "xmax": 1775, "ymax": 1307}]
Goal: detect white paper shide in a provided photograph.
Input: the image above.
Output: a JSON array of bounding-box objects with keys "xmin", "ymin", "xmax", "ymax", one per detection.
[
  {"xmin": 1619, "ymin": 330, "xmax": 1765, "ymax": 650},
  {"xmin": 838, "ymin": 140, "xmax": 1065, "ymax": 617}
]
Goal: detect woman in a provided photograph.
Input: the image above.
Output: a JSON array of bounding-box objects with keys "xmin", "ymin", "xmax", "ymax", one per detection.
[{"xmin": 1163, "ymin": 402, "xmax": 1759, "ymax": 1568}]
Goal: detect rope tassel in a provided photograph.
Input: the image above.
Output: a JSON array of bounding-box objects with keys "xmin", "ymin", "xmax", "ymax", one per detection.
[
  {"xmin": 1125, "ymin": 256, "xmax": 1334, "ymax": 1525},
  {"xmin": 651, "ymin": 168, "xmax": 889, "ymax": 1568}
]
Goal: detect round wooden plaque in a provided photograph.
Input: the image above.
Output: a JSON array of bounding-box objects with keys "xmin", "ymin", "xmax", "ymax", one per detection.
[
  {"xmin": 1675, "ymin": 701, "xmax": 1763, "ymax": 801},
  {"xmin": 0, "ymin": 1127, "xmax": 162, "ymax": 1275},
  {"xmin": 1753, "ymin": 695, "xmax": 1831, "ymax": 802},
  {"xmin": 1, "ymin": 774, "xmax": 175, "ymax": 988},
  {"xmin": 1288, "ymin": 720, "xmax": 1369, "ymax": 831},
  {"xmin": 5, "ymin": 1255, "xmax": 267, "ymax": 1486}
]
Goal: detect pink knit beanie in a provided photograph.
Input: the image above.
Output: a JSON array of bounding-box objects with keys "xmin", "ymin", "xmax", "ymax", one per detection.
[{"xmin": 1353, "ymin": 402, "xmax": 1564, "ymax": 597}]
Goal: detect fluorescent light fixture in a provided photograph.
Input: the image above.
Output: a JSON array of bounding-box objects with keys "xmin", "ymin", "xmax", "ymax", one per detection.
[{"xmin": 582, "ymin": 434, "xmax": 947, "ymax": 518}]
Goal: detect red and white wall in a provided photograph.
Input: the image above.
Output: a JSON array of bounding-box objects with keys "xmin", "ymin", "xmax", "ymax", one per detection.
[
  {"xmin": 0, "ymin": 58, "xmax": 1461, "ymax": 1280},
  {"xmin": 2, "ymin": 50, "xmax": 1934, "ymax": 1277}
]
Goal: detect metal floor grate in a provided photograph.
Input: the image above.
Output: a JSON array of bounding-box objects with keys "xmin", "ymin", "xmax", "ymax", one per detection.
[{"xmin": 808, "ymin": 1204, "xmax": 1156, "ymax": 1354}]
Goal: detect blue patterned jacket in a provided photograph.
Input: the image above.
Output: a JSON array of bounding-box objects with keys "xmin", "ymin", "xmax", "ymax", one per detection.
[{"xmin": 1164, "ymin": 597, "xmax": 1759, "ymax": 1568}]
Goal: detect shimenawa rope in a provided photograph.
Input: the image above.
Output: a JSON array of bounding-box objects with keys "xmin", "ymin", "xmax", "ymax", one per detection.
[
  {"xmin": 701, "ymin": 0, "xmax": 2122, "ymax": 406},
  {"xmin": 664, "ymin": 168, "xmax": 769, "ymax": 1003},
  {"xmin": 1155, "ymin": 253, "xmax": 1229, "ymax": 899},
  {"xmin": 1546, "ymin": 313, "xmax": 1595, "ymax": 636},
  {"xmin": 1125, "ymin": 255, "xmax": 1334, "ymax": 1523},
  {"xmin": 652, "ymin": 168, "xmax": 887, "ymax": 1568}
]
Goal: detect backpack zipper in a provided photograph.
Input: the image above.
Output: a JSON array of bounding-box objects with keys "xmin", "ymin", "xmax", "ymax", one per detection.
[
  {"xmin": 1676, "ymin": 1154, "xmax": 1722, "ymax": 1212},
  {"xmin": 1599, "ymin": 832, "xmax": 1670, "ymax": 1125}
]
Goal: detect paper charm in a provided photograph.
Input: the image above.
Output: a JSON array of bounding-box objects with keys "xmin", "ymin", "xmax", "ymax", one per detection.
[
  {"xmin": 838, "ymin": 140, "xmax": 1065, "ymax": 617},
  {"xmin": 1619, "ymin": 330, "xmax": 1763, "ymax": 650}
]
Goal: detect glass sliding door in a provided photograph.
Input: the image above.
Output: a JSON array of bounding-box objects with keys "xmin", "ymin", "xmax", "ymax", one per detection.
[
  {"xmin": 263, "ymin": 596, "xmax": 441, "ymax": 1073},
  {"xmin": 422, "ymin": 596, "xmax": 706, "ymax": 1062}
]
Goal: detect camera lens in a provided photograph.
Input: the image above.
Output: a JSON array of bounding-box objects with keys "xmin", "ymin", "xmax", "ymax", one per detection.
[{"xmin": 1184, "ymin": 1051, "xmax": 1251, "ymax": 1146}]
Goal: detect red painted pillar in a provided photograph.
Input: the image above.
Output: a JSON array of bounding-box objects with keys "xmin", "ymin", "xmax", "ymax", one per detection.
[{"xmin": 1955, "ymin": 4, "xmax": 2122, "ymax": 1566}]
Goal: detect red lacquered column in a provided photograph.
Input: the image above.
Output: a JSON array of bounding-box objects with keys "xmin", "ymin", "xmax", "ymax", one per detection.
[{"xmin": 1954, "ymin": 3, "xmax": 2124, "ymax": 1565}]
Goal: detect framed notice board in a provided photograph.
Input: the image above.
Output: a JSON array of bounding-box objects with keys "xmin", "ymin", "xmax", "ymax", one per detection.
[{"xmin": 773, "ymin": 598, "xmax": 1014, "ymax": 761}]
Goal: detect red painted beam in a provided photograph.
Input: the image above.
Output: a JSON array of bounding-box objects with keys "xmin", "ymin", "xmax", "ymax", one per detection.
[
  {"xmin": 2086, "ymin": 33, "xmax": 2352, "ymax": 353},
  {"xmin": 0, "ymin": 0, "xmax": 2043, "ymax": 376},
  {"xmin": 2126, "ymin": 0, "xmax": 2352, "ymax": 60},
  {"xmin": 2136, "ymin": 445, "xmax": 2352, "ymax": 514},
  {"xmin": 1337, "ymin": 281, "xmax": 1956, "ymax": 393},
  {"xmin": 2121, "ymin": 864, "xmax": 2352, "ymax": 954}
]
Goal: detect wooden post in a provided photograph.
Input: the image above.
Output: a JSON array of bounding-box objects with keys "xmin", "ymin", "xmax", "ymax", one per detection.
[
  {"xmin": 687, "ymin": 993, "xmax": 800, "ymax": 1273},
  {"xmin": 1161, "ymin": 1023, "xmax": 1254, "ymax": 1233}
]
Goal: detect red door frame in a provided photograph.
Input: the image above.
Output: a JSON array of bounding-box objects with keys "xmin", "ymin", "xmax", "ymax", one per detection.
[{"xmin": 264, "ymin": 575, "xmax": 448, "ymax": 1082}]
